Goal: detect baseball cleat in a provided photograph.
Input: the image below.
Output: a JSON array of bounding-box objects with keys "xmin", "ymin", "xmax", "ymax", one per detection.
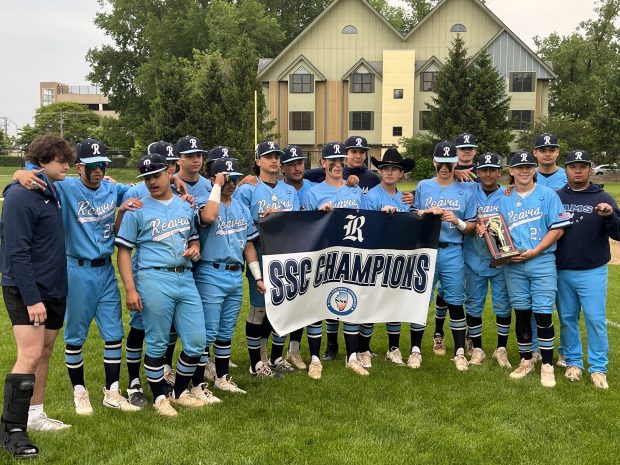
[
  {"xmin": 214, "ymin": 375, "xmax": 247, "ymax": 394},
  {"xmin": 564, "ymin": 366, "xmax": 582, "ymax": 382},
  {"xmin": 407, "ymin": 351, "xmax": 422, "ymax": 369},
  {"xmin": 308, "ymin": 360, "xmax": 323, "ymax": 380},
  {"xmin": 357, "ymin": 351, "xmax": 372, "ymax": 369},
  {"xmin": 250, "ymin": 362, "xmax": 283, "ymax": 379},
  {"xmin": 531, "ymin": 351, "xmax": 542, "ymax": 364},
  {"xmin": 322, "ymin": 341, "xmax": 338, "ymax": 361},
  {"xmin": 432, "ymin": 334, "xmax": 446, "ymax": 356},
  {"xmin": 153, "ymin": 396, "xmax": 177, "ymax": 417},
  {"xmin": 453, "ymin": 350, "xmax": 469, "ymax": 371},
  {"xmin": 385, "ymin": 347, "xmax": 405, "ymax": 366},
  {"xmin": 269, "ymin": 358, "xmax": 296, "ymax": 374},
  {"xmin": 190, "ymin": 384, "xmax": 222, "ymax": 405},
  {"xmin": 345, "ymin": 357, "xmax": 369, "ymax": 376},
  {"xmin": 286, "ymin": 349, "xmax": 307, "ymax": 370},
  {"xmin": 204, "ymin": 359, "xmax": 216, "ymax": 383},
  {"xmin": 103, "ymin": 387, "xmax": 141, "ymax": 412},
  {"xmin": 73, "ymin": 389, "xmax": 93, "ymax": 416},
  {"xmin": 27, "ymin": 412, "xmax": 71, "ymax": 432},
  {"xmin": 127, "ymin": 384, "xmax": 149, "ymax": 409},
  {"xmin": 469, "ymin": 348, "xmax": 486, "ymax": 366},
  {"xmin": 556, "ymin": 354, "xmax": 567, "ymax": 368},
  {"xmin": 540, "ymin": 363, "xmax": 556, "ymax": 388},
  {"xmin": 591, "ymin": 372, "xmax": 609, "ymax": 390},
  {"xmin": 492, "ymin": 347, "xmax": 512, "ymax": 368},
  {"xmin": 465, "ymin": 337, "xmax": 474, "ymax": 356},
  {"xmin": 170, "ymin": 390, "xmax": 204, "ymax": 408},
  {"xmin": 509, "ymin": 358, "xmax": 535, "ymax": 380}
]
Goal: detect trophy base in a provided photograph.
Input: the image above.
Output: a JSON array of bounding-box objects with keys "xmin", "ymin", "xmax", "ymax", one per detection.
[{"xmin": 490, "ymin": 249, "xmax": 525, "ymax": 267}]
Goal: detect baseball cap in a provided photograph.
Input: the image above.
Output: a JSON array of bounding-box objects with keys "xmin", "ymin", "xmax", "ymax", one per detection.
[
  {"xmin": 509, "ymin": 151, "xmax": 536, "ymax": 167},
  {"xmin": 175, "ymin": 135, "xmax": 207, "ymax": 155},
  {"xmin": 455, "ymin": 133, "xmax": 478, "ymax": 148},
  {"xmin": 255, "ymin": 141, "xmax": 284, "ymax": 159},
  {"xmin": 136, "ymin": 153, "xmax": 169, "ymax": 178},
  {"xmin": 210, "ymin": 157, "xmax": 243, "ymax": 177},
  {"xmin": 344, "ymin": 135, "xmax": 370, "ymax": 151},
  {"xmin": 476, "ymin": 152, "xmax": 501, "ymax": 169},
  {"xmin": 534, "ymin": 133, "xmax": 559, "ymax": 149},
  {"xmin": 565, "ymin": 149, "xmax": 592, "ymax": 165},
  {"xmin": 76, "ymin": 138, "xmax": 111, "ymax": 164},
  {"xmin": 433, "ymin": 141, "xmax": 458, "ymax": 163},
  {"xmin": 147, "ymin": 141, "xmax": 178, "ymax": 161},
  {"xmin": 280, "ymin": 145, "xmax": 306, "ymax": 164},
  {"xmin": 322, "ymin": 141, "xmax": 347, "ymax": 159},
  {"xmin": 207, "ymin": 146, "xmax": 233, "ymax": 161}
]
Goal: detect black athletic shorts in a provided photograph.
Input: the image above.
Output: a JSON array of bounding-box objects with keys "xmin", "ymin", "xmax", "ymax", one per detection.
[{"xmin": 2, "ymin": 286, "xmax": 66, "ymax": 330}]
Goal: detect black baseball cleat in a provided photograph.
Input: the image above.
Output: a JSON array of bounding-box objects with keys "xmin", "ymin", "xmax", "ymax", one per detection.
[
  {"xmin": 127, "ymin": 383, "xmax": 149, "ymax": 409},
  {"xmin": 322, "ymin": 341, "xmax": 338, "ymax": 361}
]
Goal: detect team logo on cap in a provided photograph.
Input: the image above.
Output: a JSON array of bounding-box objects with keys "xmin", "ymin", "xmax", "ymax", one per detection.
[
  {"xmin": 143, "ymin": 159, "xmax": 151, "ymax": 166},
  {"xmin": 544, "ymin": 135, "xmax": 551, "ymax": 145},
  {"xmin": 463, "ymin": 135, "xmax": 471, "ymax": 144},
  {"xmin": 574, "ymin": 151, "xmax": 583, "ymax": 160},
  {"xmin": 520, "ymin": 153, "xmax": 528, "ymax": 162},
  {"xmin": 355, "ymin": 138, "xmax": 363, "ymax": 147},
  {"xmin": 443, "ymin": 146, "xmax": 451, "ymax": 156},
  {"xmin": 334, "ymin": 144, "xmax": 341, "ymax": 154},
  {"xmin": 327, "ymin": 287, "xmax": 358, "ymax": 316},
  {"xmin": 225, "ymin": 160, "xmax": 234, "ymax": 171},
  {"xmin": 190, "ymin": 138, "xmax": 198, "ymax": 149},
  {"xmin": 166, "ymin": 146, "xmax": 174, "ymax": 156},
  {"xmin": 268, "ymin": 141, "xmax": 275, "ymax": 150},
  {"xmin": 484, "ymin": 154, "xmax": 492, "ymax": 164},
  {"xmin": 91, "ymin": 143, "xmax": 101, "ymax": 155},
  {"xmin": 222, "ymin": 148, "xmax": 229, "ymax": 157},
  {"xmin": 290, "ymin": 147, "xmax": 298, "ymax": 157}
]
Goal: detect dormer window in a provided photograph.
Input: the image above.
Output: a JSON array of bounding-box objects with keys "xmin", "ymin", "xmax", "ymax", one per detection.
[
  {"xmin": 290, "ymin": 65, "xmax": 313, "ymax": 93},
  {"xmin": 450, "ymin": 23, "xmax": 466, "ymax": 32},
  {"xmin": 350, "ymin": 65, "xmax": 374, "ymax": 93},
  {"xmin": 342, "ymin": 25, "xmax": 358, "ymax": 34}
]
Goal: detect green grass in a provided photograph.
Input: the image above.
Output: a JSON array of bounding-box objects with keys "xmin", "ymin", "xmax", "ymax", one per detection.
[{"xmin": 0, "ymin": 167, "xmax": 619, "ymax": 464}]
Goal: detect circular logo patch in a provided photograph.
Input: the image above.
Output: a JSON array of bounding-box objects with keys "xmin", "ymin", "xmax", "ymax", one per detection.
[{"xmin": 327, "ymin": 287, "xmax": 358, "ymax": 316}]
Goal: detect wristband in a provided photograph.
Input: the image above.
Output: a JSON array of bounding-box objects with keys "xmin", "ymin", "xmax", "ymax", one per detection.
[
  {"xmin": 248, "ymin": 261, "xmax": 262, "ymax": 281},
  {"xmin": 208, "ymin": 184, "xmax": 221, "ymax": 204},
  {"xmin": 456, "ymin": 219, "xmax": 467, "ymax": 231}
]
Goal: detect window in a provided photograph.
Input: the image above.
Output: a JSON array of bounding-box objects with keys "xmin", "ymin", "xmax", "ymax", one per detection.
[
  {"xmin": 510, "ymin": 72, "xmax": 535, "ymax": 92},
  {"xmin": 290, "ymin": 66, "xmax": 314, "ymax": 93},
  {"xmin": 511, "ymin": 110, "xmax": 534, "ymax": 130},
  {"xmin": 101, "ymin": 104, "xmax": 113, "ymax": 111},
  {"xmin": 349, "ymin": 111, "xmax": 374, "ymax": 131},
  {"xmin": 42, "ymin": 88, "xmax": 54, "ymax": 105},
  {"xmin": 289, "ymin": 111, "xmax": 314, "ymax": 131},
  {"xmin": 342, "ymin": 25, "xmax": 357, "ymax": 34},
  {"xmin": 419, "ymin": 111, "xmax": 431, "ymax": 131},
  {"xmin": 87, "ymin": 104, "xmax": 100, "ymax": 111},
  {"xmin": 450, "ymin": 23, "xmax": 467, "ymax": 32},
  {"xmin": 421, "ymin": 64, "xmax": 439, "ymax": 92},
  {"xmin": 392, "ymin": 126, "xmax": 402, "ymax": 137},
  {"xmin": 393, "ymin": 89, "xmax": 403, "ymax": 99},
  {"xmin": 351, "ymin": 67, "xmax": 374, "ymax": 93}
]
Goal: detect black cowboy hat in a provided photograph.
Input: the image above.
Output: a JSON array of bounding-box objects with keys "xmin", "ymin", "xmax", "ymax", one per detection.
[{"xmin": 371, "ymin": 148, "xmax": 415, "ymax": 173}]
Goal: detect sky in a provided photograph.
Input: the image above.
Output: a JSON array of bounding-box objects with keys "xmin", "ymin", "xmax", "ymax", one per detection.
[{"xmin": 0, "ymin": 0, "xmax": 599, "ymax": 136}]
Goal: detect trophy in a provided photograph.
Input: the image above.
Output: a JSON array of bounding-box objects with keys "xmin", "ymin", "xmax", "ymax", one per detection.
[{"xmin": 478, "ymin": 214, "xmax": 523, "ymax": 266}]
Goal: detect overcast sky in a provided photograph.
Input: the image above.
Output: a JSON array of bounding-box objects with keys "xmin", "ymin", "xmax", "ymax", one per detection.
[{"xmin": 0, "ymin": 0, "xmax": 599, "ymax": 135}]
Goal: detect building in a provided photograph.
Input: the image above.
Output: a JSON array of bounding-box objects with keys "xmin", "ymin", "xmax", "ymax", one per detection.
[
  {"xmin": 258, "ymin": 0, "xmax": 555, "ymax": 164},
  {"xmin": 39, "ymin": 82, "xmax": 117, "ymax": 118}
]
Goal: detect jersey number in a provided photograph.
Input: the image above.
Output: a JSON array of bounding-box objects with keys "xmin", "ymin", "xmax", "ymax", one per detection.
[{"xmin": 103, "ymin": 224, "xmax": 113, "ymax": 239}]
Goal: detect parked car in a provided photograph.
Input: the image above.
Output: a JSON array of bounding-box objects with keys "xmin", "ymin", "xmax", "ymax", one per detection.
[{"xmin": 593, "ymin": 163, "xmax": 619, "ymax": 175}]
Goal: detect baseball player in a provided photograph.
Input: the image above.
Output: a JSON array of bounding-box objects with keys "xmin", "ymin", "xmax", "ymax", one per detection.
[
  {"xmin": 412, "ymin": 141, "xmax": 477, "ymax": 372},
  {"xmin": 234, "ymin": 141, "xmax": 299, "ymax": 378},
  {"xmin": 555, "ymin": 150, "xmax": 620, "ymax": 389},
  {"xmin": 194, "ymin": 157, "xmax": 264, "ymax": 394},
  {"xmin": 303, "ymin": 141, "xmax": 366, "ymax": 377},
  {"xmin": 494, "ymin": 151, "xmax": 570, "ymax": 388},
  {"xmin": 13, "ymin": 138, "xmax": 139, "ymax": 415},
  {"xmin": 116, "ymin": 153, "xmax": 207, "ymax": 416},
  {"xmin": 174, "ymin": 135, "xmax": 212, "ymax": 198},
  {"xmin": 463, "ymin": 153, "xmax": 512, "ymax": 368},
  {"xmin": 361, "ymin": 148, "xmax": 415, "ymax": 366},
  {"xmin": 534, "ymin": 133, "xmax": 567, "ymax": 190}
]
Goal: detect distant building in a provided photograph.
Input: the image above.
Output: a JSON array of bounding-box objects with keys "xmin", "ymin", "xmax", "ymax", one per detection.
[
  {"xmin": 39, "ymin": 82, "xmax": 117, "ymax": 118},
  {"xmin": 258, "ymin": 0, "xmax": 555, "ymax": 163}
]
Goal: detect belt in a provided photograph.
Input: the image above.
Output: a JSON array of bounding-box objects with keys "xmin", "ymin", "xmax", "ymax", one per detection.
[
  {"xmin": 209, "ymin": 262, "xmax": 242, "ymax": 271},
  {"xmin": 438, "ymin": 242, "xmax": 461, "ymax": 248},
  {"xmin": 75, "ymin": 257, "xmax": 111, "ymax": 267},
  {"xmin": 153, "ymin": 266, "xmax": 190, "ymax": 273}
]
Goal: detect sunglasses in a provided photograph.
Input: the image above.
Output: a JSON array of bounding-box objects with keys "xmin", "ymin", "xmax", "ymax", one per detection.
[
  {"xmin": 225, "ymin": 175, "xmax": 239, "ymax": 184},
  {"xmin": 84, "ymin": 161, "xmax": 108, "ymax": 170},
  {"xmin": 138, "ymin": 163, "xmax": 167, "ymax": 175}
]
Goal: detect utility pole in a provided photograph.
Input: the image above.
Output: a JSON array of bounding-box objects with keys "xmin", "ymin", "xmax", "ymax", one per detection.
[{"xmin": 60, "ymin": 111, "xmax": 65, "ymax": 138}]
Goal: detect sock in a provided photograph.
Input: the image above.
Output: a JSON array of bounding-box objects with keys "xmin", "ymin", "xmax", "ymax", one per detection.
[
  {"xmin": 290, "ymin": 328, "xmax": 303, "ymax": 345},
  {"xmin": 270, "ymin": 331, "xmax": 286, "ymax": 364},
  {"xmin": 358, "ymin": 323, "xmax": 373, "ymax": 352},
  {"xmin": 434, "ymin": 294, "xmax": 447, "ymax": 336},
  {"xmin": 289, "ymin": 340, "xmax": 300, "ymax": 352},
  {"xmin": 466, "ymin": 314, "xmax": 483, "ymax": 349},
  {"xmin": 214, "ymin": 339, "xmax": 231, "ymax": 379},
  {"xmin": 307, "ymin": 322, "xmax": 322, "ymax": 358},
  {"xmin": 191, "ymin": 350, "xmax": 208, "ymax": 388},
  {"xmin": 144, "ymin": 354, "xmax": 166, "ymax": 400},
  {"xmin": 125, "ymin": 327, "xmax": 145, "ymax": 385},
  {"xmin": 164, "ymin": 325, "xmax": 178, "ymax": 367},
  {"xmin": 173, "ymin": 351, "xmax": 199, "ymax": 398},
  {"xmin": 326, "ymin": 319, "xmax": 339, "ymax": 345},
  {"xmin": 104, "ymin": 340, "xmax": 122, "ymax": 390},
  {"xmin": 515, "ymin": 309, "xmax": 533, "ymax": 360},
  {"xmin": 448, "ymin": 304, "xmax": 467, "ymax": 354},
  {"xmin": 65, "ymin": 344, "xmax": 85, "ymax": 388},
  {"xmin": 343, "ymin": 323, "xmax": 359, "ymax": 358},
  {"xmin": 29, "ymin": 404, "xmax": 43, "ymax": 416},
  {"xmin": 246, "ymin": 321, "xmax": 262, "ymax": 371},
  {"xmin": 386, "ymin": 322, "xmax": 401, "ymax": 350},
  {"xmin": 409, "ymin": 323, "xmax": 425, "ymax": 350},
  {"xmin": 496, "ymin": 315, "xmax": 511, "ymax": 348},
  {"xmin": 535, "ymin": 313, "xmax": 554, "ymax": 365}
]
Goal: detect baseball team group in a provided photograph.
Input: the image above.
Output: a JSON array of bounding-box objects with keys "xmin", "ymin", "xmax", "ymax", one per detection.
[{"xmin": 0, "ymin": 130, "xmax": 618, "ymax": 459}]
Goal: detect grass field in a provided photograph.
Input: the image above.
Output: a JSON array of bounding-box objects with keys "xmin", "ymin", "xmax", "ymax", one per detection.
[{"xmin": 0, "ymin": 167, "xmax": 619, "ymax": 464}]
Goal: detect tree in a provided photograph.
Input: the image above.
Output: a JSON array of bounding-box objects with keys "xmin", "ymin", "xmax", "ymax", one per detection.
[{"xmin": 258, "ymin": 0, "xmax": 330, "ymax": 42}]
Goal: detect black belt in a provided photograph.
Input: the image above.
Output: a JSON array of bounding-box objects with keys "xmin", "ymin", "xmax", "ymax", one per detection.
[
  {"xmin": 438, "ymin": 242, "xmax": 460, "ymax": 248},
  {"xmin": 210, "ymin": 263, "xmax": 242, "ymax": 271},
  {"xmin": 153, "ymin": 266, "xmax": 190, "ymax": 273},
  {"xmin": 77, "ymin": 258, "xmax": 110, "ymax": 267}
]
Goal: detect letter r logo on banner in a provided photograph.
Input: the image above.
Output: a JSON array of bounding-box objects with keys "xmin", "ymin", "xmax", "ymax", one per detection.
[{"xmin": 343, "ymin": 215, "xmax": 365, "ymax": 242}]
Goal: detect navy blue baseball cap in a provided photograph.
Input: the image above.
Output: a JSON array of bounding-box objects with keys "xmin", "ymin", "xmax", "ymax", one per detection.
[
  {"xmin": 148, "ymin": 141, "xmax": 178, "ymax": 161},
  {"xmin": 207, "ymin": 146, "xmax": 233, "ymax": 161},
  {"xmin": 210, "ymin": 157, "xmax": 243, "ymax": 177},
  {"xmin": 433, "ymin": 141, "xmax": 458, "ymax": 163},
  {"xmin": 565, "ymin": 149, "xmax": 592, "ymax": 165},
  {"xmin": 136, "ymin": 153, "xmax": 168, "ymax": 178},
  {"xmin": 322, "ymin": 141, "xmax": 346, "ymax": 159},
  {"xmin": 344, "ymin": 135, "xmax": 370, "ymax": 151},
  {"xmin": 455, "ymin": 133, "xmax": 478, "ymax": 149},
  {"xmin": 534, "ymin": 133, "xmax": 559, "ymax": 149},
  {"xmin": 255, "ymin": 141, "xmax": 284, "ymax": 159},
  {"xmin": 510, "ymin": 151, "xmax": 537, "ymax": 167},
  {"xmin": 76, "ymin": 138, "xmax": 111, "ymax": 164},
  {"xmin": 476, "ymin": 152, "xmax": 501, "ymax": 169},
  {"xmin": 175, "ymin": 135, "xmax": 207, "ymax": 155},
  {"xmin": 281, "ymin": 145, "xmax": 306, "ymax": 164}
]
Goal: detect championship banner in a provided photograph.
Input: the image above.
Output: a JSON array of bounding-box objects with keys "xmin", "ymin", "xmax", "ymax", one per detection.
[{"xmin": 259, "ymin": 209, "xmax": 441, "ymax": 336}]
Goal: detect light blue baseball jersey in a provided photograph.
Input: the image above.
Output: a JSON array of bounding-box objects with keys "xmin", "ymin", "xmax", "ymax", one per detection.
[
  {"xmin": 174, "ymin": 174, "xmax": 212, "ymax": 199},
  {"xmin": 294, "ymin": 179, "xmax": 315, "ymax": 209},
  {"xmin": 536, "ymin": 167, "xmax": 567, "ymax": 190},
  {"xmin": 115, "ymin": 195, "xmax": 199, "ymax": 269},
  {"xmin": 413, "ymin": 178, "xmax": 477, "ymax": 243},
  {"xmin": 463, "ymin": 183, "xmax": 505, "ymax": 273},
  {"xmin": 362, "ymin": 184, "xmax": 410, "ymax": 212},
  {"xmin": 196, "ymin": 199, "xmax": 257, "ymax": 264},
  {"xmin": 234, "ymin": 179, "xmax": 299, "ymax": 224},
  {"xmin": 303, "ymin": 182, "xmax": 363, "ymax": 211},
  {"xmin": 499, "ymin": 183, "xmax": 570, "ymax": 253},
  {"xmin": 122, "ymin": 181, "xmax": 182, "ymax": 203},
  {"xmin": 56, "ymin": 178, "xmax": 129, "ymax": 260}
]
